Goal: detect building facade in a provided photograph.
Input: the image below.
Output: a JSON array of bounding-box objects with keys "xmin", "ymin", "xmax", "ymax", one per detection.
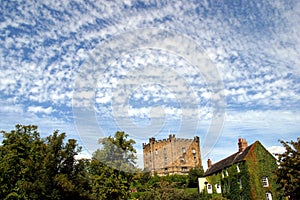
[
  {"xmin": 143, "ymin": 134, "xmax": 202, "ymax": 175},
  {"xmin": 199, "ymin": 138, "xmax": 280, "ymax": 200}
]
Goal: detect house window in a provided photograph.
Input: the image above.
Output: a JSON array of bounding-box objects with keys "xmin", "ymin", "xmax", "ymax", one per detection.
[
  {"xmin": 182, "ymin": 147, "xmax": 186, "ymax": 153},
  {"xmin": 237, "ymin": 164, "xmax": 240, "ymax": 173},
  {"xmin": 262, "ymin": 177, "xmax": 269, "ymax": 187},
  {"xmin": 266, "ymin": 192, "xmax": 272, "ymax": 200},
  {"xmin": 239, "ymin": 178, "xmax": 242, "ymax": 189},
  {"xmin": 215, "ymin": 184, "xmax": 221, "ymax": 193},
  {"xmin": 207, "ymin": 184, "xmax": 213, "ymax": 194}
]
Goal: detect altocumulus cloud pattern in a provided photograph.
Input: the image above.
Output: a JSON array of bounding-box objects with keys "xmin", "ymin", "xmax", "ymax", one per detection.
[{"xmin": 0, "ymin": 0, "xmax": 299, "ymax": 166}]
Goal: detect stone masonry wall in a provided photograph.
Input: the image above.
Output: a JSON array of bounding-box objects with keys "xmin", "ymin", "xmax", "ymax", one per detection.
[{"xmin": 143, "ymin": 134, "xmax": 202, "ymax": 175}]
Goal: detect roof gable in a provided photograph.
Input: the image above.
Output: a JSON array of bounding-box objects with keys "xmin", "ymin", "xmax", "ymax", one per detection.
[{"xmin": 204, "ymin": 141, "xmax": 258, "ymax": 176}]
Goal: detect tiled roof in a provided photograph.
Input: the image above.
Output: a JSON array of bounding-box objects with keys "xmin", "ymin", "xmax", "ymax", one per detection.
[{"xmin": 204, "ymin": 141, "xmax": 258, "ymax": 176}]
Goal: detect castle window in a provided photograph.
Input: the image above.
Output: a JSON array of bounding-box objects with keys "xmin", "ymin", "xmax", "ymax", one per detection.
[
  {"xmin": 155, "ymin": 149, "xmax": 158, "ymax": 155},
  {"xmin": 164, "ymin": 168, "xmax": 168, "ymax": 174},
  {"xmin": 181, "ymin": 167, "xmax": 187, "ymax": 173},
  {"xmin": 262, "ymin": 177, "xmax": 269, "ymax": 187},
  {"xmin": 180, "ymin": 157, "xmax": 185, "ymax": 163},
  {"xmin": 163, "ymin": 148, "xmax": 167, "ymax": 155},
  {"xmin": 182, "ymin": 147, "xmax": 186, "ymax": 153},
  {"xmin": 192, "ymin": 148, "xmax": 196, "ymax": 154},
  {"xmin": 194, "ymin": 156, "xmax": 197, "ymax": 163},
  {"xmin": 266, "ymin": 192, "xmax": 272, "ymax": 200},
  {"xmin": 164, "ymin": 157, "xmax": 168, "ymax": 165}
]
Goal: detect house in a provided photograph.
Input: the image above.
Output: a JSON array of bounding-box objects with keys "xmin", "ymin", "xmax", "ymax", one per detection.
[
  {"xmin": 199, "ymin": 138, "xmax": 279, "ymax": 200},
  {"xmin": 143, "ymin": 134, "xmax": 202, "ymax": 176}
]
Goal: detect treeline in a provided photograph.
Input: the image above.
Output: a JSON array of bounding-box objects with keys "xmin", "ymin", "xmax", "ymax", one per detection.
[
  {"xmin": 0, "ymin": 125, "xmax": 299, "ymax": 200},
  {"xmin": 0, "ymin": 125, "xmax": 207, "ymax": 200}
]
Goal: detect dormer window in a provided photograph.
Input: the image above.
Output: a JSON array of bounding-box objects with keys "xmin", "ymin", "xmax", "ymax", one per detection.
[
  {"xmin": 225, "ymin": 169, "xmax": 229, "ymax": 176},
  {"xmin": 237, "ymin": 164, "xmax": 240, "ymax": 173},
  {"xmin": 262, "ymin": 177, "xmax": 269, "ymax": 187}
]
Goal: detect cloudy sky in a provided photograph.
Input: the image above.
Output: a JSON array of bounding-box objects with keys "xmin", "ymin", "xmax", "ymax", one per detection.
[{"xmin": 1, "ymin": 0, "xmax": 299, "ymax": 169}]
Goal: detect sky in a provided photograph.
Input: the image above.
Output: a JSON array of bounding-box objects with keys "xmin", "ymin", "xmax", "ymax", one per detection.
[{"xmin": 1, "ymin": 0, "xmax": 299, "ymax": 170}]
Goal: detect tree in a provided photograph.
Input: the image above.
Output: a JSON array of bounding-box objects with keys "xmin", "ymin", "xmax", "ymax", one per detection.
[
  {"xmin": 42, "ymin": 130, "xmax": 91, "ymax": 200},
  {"xmin": 275, "ymin": 138, "xmax": 300, "ymax": 200},
  {"xmin": 0, "ymin": 125, "xmax": 46, "ymax": 199},
  {"xmin": 188, "ymin": 166, "xmax": 204, "ymax": 188},
  {"xmin": 93, "ymin": 131, "xmax": 137, "ymax": 172},
  {"xmin": 0, "ymin": 125, "xmax": 92, "ymax": 200},
  {"xmin": 90, "ymin": 131, "xmax": 137, "ymax": 200}
]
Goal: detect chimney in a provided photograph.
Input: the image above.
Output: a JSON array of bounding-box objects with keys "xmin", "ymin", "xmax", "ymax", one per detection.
[
  {"xmin": 207, "ymin": 159, "xmax": 212, "ymax": 168},
  {"xmin": 238, "ymin": 138, "xmax": 248, "ymax": 152}
]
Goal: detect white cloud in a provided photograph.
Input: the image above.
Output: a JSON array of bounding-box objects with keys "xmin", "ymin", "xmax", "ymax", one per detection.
[
  {"xmin": 267, "ymin": 146, "xmax": 285, "ymax": 156},
  {"xmin": 28, "ymin": 106, "xmax": 55, "ymax": 115},
  {"xmin": 1, "ymin": 0, "xmax": 300, "ymax": 170}
]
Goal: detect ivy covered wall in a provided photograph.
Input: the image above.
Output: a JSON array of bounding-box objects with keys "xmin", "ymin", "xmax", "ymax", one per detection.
[
  {"xmin": 206, "ymin": 162, "xmax": 251, "ymax": 200},
  {"xmin": 245, "ymin": 141, "xmax": 280, "ymax": 199},
  {"xmin": 204, "ymin": 141, "xmax": 281, "ymax": 200}
]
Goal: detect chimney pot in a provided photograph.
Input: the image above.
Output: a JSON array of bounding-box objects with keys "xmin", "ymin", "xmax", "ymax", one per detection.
[
  {"xmin": 207, "ymin": 159, "xmax": 212, "ymax": 168},
  {"xmin": 238, "ymin": 138, "xmax": 248, "ymax": 152}
]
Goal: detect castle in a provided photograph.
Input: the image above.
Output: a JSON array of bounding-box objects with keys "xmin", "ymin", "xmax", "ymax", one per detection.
[{"xmin": 143, "ymin": 134, "xmax": 202, "ymax": 176}]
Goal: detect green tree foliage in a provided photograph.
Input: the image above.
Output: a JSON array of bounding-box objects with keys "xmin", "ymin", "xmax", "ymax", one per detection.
[
  {"xmin": 0, "ymin": 125, "xmax": 45, "ymax": 199},
  {"xmin": 275, "ymin": 138, "xmax": 300, "ymax": 200},
  {"xmin": 90, "ymin": 131, "xmax": 138, "ymax": 200},
  {"xmin": 0, "ymin": 125, "xmax": 91, "ymax": 200},
  {"xmin": 188, "ymin": 166, "xmax": 204, "ymax": 187}
]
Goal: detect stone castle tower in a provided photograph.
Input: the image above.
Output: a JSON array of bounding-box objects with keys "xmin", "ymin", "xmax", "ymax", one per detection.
[{"xmin": 143, "ymin": 134, "xmax": 202, "ymax": 175}]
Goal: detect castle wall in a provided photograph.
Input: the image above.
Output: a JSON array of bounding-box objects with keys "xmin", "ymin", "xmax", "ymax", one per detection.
[{"xmin": 143, "ymin": 134, "xmax": 202, "ymax": 175}]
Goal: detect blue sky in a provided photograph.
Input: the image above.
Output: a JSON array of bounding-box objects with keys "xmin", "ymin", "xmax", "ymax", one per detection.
[{"xmin": 1, "ymin": 0, "xmax": 299, "ymax": 169}]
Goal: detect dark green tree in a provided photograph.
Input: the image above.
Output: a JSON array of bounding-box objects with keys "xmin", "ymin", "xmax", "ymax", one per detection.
[
  {"xmin": 42, "ymin": 131, "xmax": 91, "ymax": 200},
  {"xmin": 90, "ymin": 131, "xmax": 137, "ymax": 200},
  {"xmin": 275, "ymin": 138, "xmax": 300, "ymax": 200},
  {"xmin": 0, "ymin": 125, "xmax": 46, "ymax": 199},
  {"xmin": 93, "ymin": 131, "xmax": 137, "ymax": 171},
  {"xmin": 0, "ymin": 125, "xmax": 92, "ymax": 200},
  {"xmin": 188, "ymin": 166, "xmax": 204, "ymax": 188}
]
